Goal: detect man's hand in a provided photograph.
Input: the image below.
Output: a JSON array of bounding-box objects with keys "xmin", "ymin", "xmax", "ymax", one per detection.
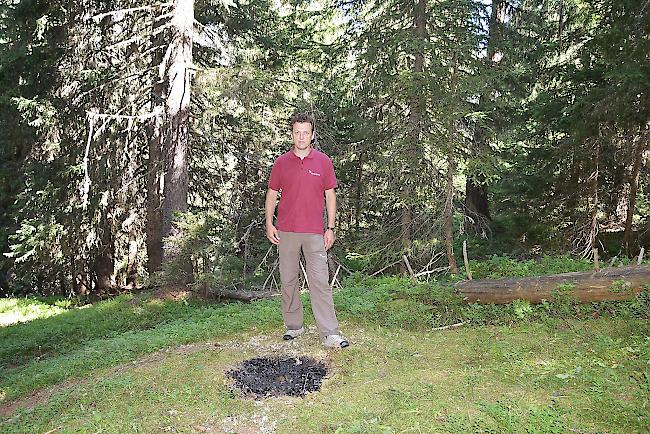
[
  {"xmin": 266, "ymin": 224, "xmax": 281, "ymax": 245},
  {"xmin": 324, "ymin": 229, "xmax": 335, "ymax": 250}
]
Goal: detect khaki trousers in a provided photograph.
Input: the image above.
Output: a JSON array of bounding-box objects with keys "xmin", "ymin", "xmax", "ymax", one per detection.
[{"xmin": 278, "ymin": 231, "xmax": 340, "ymax": 338}]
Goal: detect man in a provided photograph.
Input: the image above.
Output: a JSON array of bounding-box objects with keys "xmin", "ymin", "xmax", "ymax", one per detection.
[{"xmin": 265, "ymin": 112, "xmax": 349, "ymax": 349}]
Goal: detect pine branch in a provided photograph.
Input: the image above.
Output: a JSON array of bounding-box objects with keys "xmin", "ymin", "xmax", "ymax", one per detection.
[
  {"xmin": 90, "ymin": 4, "xmax": 174, "ymax": 23},
  {"xmin": 86, "ymin": 107, "xmax": 163, "ymax": 122}
]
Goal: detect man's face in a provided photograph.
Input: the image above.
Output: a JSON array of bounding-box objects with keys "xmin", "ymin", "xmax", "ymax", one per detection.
[{"xmin": 291, "ymin": 122, "xmax": 314, "ymax": 150}]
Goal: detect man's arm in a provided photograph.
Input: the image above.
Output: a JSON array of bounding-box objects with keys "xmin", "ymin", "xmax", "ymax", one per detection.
[
  {"xmin": 324, "ymin": 188, "xmax": 336, "ymax": 250},
  {"xmin": 265, "ymin": 188, "xmax": 280, "ymax": 245},
  {"xmin": 325, "ymin": 188, "xmax": 336, "ymax": 228}
]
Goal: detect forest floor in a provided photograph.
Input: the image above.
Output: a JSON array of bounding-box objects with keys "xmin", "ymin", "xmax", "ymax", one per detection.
[{"xmin": 1, "ymin": 274, "xmax": 649, "ymax": 433}]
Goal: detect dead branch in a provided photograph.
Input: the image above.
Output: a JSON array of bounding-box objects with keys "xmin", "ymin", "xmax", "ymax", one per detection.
[
  {"xmin": 370, "ymin": 259, "xmax": 402, "ymax": 276},
  {"xmin": 463, "ymin": 240, "xmax": 472, "ymax": 280},
  {"xmin": 432, "ymin": 321, "xmax": 467, "ymax": 331},
  {"xmin": 403, "ymin": 255, "xmax": 417, "ymax": 284},
  {"xmin": 414, "ymin": 266, "xmax": 450, "ymax": 277}
]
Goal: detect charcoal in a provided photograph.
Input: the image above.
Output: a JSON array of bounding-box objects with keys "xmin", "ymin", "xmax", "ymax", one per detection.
[{"xmin": 226, "ymin": 356, "xmax": 328, "ymax": 399}]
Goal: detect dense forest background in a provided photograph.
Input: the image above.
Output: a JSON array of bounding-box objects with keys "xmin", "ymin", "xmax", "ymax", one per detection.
[{"xmin": 0, "ymin": 0, "xmax": 648, "ymax": 297}]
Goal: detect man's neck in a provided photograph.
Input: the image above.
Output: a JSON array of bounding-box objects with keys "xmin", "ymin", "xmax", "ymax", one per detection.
[{"xmin": 292, "ymin": 146, "xmax": 312, "ymax": 159}]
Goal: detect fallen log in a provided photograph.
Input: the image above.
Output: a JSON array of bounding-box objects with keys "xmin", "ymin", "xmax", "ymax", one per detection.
[
  {"xmin": 454, "ymin": 265, "xmax": 650, "ymax": 304},
  {"xmin": 200, "ymin": 284, "xmax": 278, "ymax": 302}
]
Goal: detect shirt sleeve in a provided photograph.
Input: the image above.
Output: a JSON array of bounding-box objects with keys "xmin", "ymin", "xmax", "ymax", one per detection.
[
  {"xmin": 323, "ymin": 157, "xmax": 337, "ymax": 190},
  {"xmin": 268, "ymin": 159, "xmax": 282, "ymax": 191}
]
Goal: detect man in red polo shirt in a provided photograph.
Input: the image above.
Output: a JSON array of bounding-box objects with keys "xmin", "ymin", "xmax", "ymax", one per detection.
[{"xmin": 265, "ymin": 113, "xmax": 349, "ymax": 349}]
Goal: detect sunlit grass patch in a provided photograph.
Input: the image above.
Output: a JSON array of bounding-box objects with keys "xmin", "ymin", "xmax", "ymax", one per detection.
[{"xmin": 0, "ymin": 297, "xmax": 69, "ymax": 327}]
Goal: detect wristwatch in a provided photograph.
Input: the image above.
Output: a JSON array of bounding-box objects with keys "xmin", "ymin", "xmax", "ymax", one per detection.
[{"xmin": 326, "ymin": 226, "xmax": 335, "ymax": 232}]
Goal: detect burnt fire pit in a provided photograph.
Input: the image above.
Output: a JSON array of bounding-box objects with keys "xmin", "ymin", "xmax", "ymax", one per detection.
[{"xmin": 226, "ymin": 356, "xmax": 328, "ymax": 399}]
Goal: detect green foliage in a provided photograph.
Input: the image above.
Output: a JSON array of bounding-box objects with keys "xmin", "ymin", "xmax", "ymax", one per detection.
[
  {"xmin": 512, "ymin": 299, "xmax": 533, "ymax": 320},
  {"xmin": 335, "ymin": 270, "xmax": 650, "ymax": 331},
  {"xmin": 610, "ymin": 279, "xmax": 632, "ymax": 293},
  {"xmin": 466, "ymin": 255, "xmax": 593, "ymax": 280},
  {"xmin": 3, "ymin": 218, "xmax": 67, "ymax": 294},
  {"xmin": 1, "ymin": 272, "xmax": 649, "ymax": 431},
  {"xmin": 496, "ymin": 0, "xmax": 650, "ymax": 254},
  {"xmin": 1, "ymin": 0, "xmax": 648, "ymax": 298}
]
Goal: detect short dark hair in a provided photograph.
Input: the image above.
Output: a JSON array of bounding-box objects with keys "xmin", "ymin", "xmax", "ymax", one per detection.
[{"xmin": 289, "ymin": 112, "xmax": 315, "ymax": 130}]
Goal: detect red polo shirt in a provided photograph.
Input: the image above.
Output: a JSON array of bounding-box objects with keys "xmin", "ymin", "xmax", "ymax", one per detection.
[{"xmin": 268, "ymin": 148, "xmax": 337, "ymax": 234}]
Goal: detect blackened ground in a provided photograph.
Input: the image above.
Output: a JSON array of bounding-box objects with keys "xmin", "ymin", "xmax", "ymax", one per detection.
[{"xmin": 226, "ymin": 356, "xmax": 328, "ymax": 399}]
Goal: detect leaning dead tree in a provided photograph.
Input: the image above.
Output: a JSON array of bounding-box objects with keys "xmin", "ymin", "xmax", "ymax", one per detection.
[
  {"xmin": 455, "ymin": 265, "xmax": 650, "ymax": 304},
  {"xmin": 623, "ymin": 127, "xmax": 648, "ymax": 254}
]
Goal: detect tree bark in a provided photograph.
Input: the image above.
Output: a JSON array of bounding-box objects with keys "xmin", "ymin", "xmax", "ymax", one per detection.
[
  {"xmin": 455, "ymin": 265, "xmax": 650, "ymax": 304},
  {"xmin": 92, "ymin": 123, "xmax": 118, "ymax": 294},
  {"xmin": 445, "ymin": 150, "xmax": 459, "ymax": 274},
  {"xmin": 465, "ymin": 178, "xmax": 490, "ymax": 226},
  {"xmin": 93, "ymin": 216, "xmax": 116, "ymax": 293},
  {"xmin": 623, "ymin": 132, "xmax": 647, "ymax": 254},
  {"xmin": 401, "ymin": 0, "xmax": 427, "ymax": 273},
  {"xmin": 354, "ymin": 150, "xmax": 364, "ymax": 232},
  {"xmin": 235, "ymin": 143, "xmax": 250, "ymax": 273},
  {"xmin": 145, "ymin": 5, "xmax": 166, "ymax": 275},
  {"xmin": 584, "ymin": 132, "xmax": 601, "ymax": 258},
  {"xmin": 126, "ymin": 215, "xmax": 139, "ymax": 288},
  {"xmin": 161, "ymin": 0, "xmax": 194, "ymax": 280}
]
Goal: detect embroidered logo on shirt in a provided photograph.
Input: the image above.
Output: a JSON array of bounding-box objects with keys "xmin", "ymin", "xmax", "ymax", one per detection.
[{"xmin": 308, "ymin": 170, "xmax": 321, "ymax": 176}]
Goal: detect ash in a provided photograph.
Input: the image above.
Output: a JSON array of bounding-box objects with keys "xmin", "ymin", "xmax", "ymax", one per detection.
[{"xmin": 226, "ymin": 356, "xmax": 328, "ymax": 399}]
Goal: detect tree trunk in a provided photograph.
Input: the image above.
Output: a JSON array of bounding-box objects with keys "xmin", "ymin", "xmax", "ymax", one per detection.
[
  {"xmin": 455, "ymin": 265, "xmax": 650, "ymax": 304},
  {"xmin": 445, "ymin": 150, "xmax": 458, "ymax": 275},
  {"xmin": 465, "ymin": 178, "xmax": 490, "ymax": 228},
  {"xmin": 401, "ymin": 0, "xmax": 427, "ymax": 273},
  {"xmin": 400, "ymin": 204, "xmax": 413, "ymax": 274},
  {"xmin": 235, "ymin": 143, "xmax": 249, "ymax": 272},
  {"xmin": 161, "ymin": 0, "xmax": 194, "ymax": 281},
  {"xmin": 145, "ymin": 6, "xmax": 166, "ymax": 276},
  {"xmin": 463, "ymin": 0, "xmax": 507, "ymax": 232},
  {"xmin": 585, "ymin": 133, "xmax": 601, "ymax": 258},
  {"xmin": 92, "ymin": 122, "xmax": 118, "ymax": 294},
  {"xmin": 126, "ymin": 212, "xmax": 139, "ymax": 288},
  {"xmin": 354, "ymin": 150, "xmax": 364, "ymax": 232},
  {"xmin": 93, "ymin": 214, "xmax": 116, "ymax": 293},
  {"xmin": 76, "ymin": 267, "xmax": 90, "ymax": 297},
  {"xmin": 623, "ymin": 132, "xmax": 647, "ymax": 254}
]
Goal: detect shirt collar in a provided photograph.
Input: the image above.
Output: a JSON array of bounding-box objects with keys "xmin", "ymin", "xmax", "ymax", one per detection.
[{"xmin": 289, "ymin": 147, "xmax": 314, "ymax": 160}]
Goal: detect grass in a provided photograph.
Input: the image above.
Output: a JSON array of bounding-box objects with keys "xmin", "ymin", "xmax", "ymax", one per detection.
[
  {"xmin": 0, "ymin": 293, "xmax": 283, "ymax": 402},
  {"xmin": 1, "ymin": 255, "xmax": 649, "ymax": 432},
  {"xmin": 2, "ymin": 318, "xmax": 648, "ymax": 432}
]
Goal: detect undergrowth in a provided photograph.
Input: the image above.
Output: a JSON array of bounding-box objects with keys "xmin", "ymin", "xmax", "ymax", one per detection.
[
  {"xmin": 2, "ymin": 254, "xmax": 648, "ymax": 406},
  {"xmin": 335, "ymin": 274, "xmax": 650, "ymax": 330}
]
